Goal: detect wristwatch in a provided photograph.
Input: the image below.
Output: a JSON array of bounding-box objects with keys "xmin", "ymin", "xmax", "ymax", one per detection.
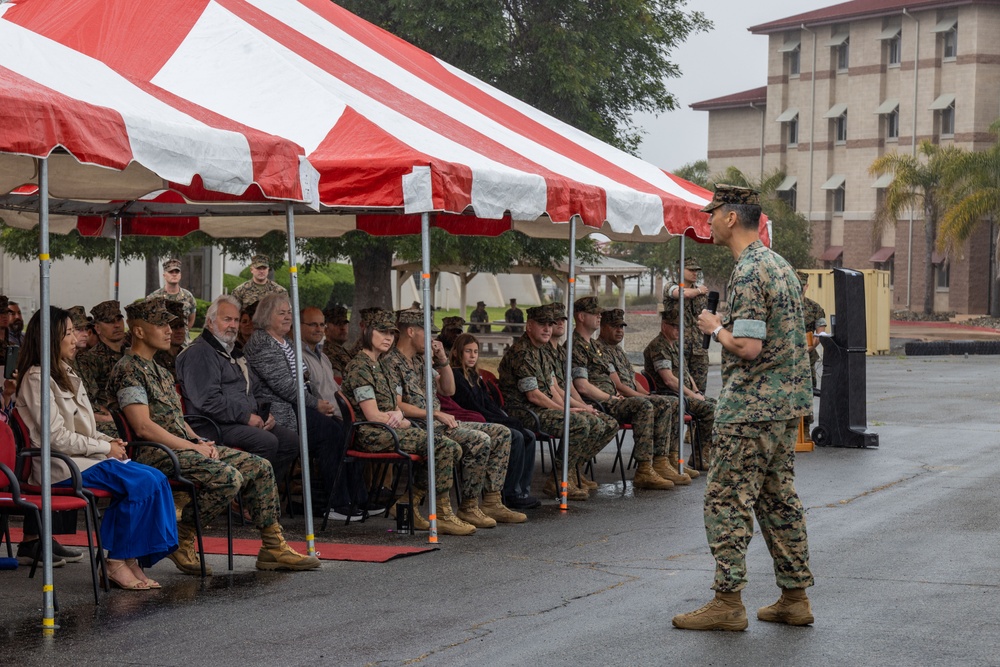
[{"xmin": 711, "ymin": 325, "xmax": 723, "ymax": 342}]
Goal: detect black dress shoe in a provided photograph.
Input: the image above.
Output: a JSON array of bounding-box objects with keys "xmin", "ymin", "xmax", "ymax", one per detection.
[{"xmin": 506, "ymin": 494, "xmax": 542, "ymax": 510}]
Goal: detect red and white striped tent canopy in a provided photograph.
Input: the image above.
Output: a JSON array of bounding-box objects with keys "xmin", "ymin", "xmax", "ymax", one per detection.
[
  {"xmin": 0, "ymin": 4, "xmax": 319, "ymax": 215},
  {"xmin": 0, "ymin": 0, "xmax": 768, "ymax": 245}
]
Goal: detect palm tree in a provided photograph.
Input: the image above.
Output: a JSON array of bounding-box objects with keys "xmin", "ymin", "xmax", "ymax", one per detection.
[
  {"xmin": 939, "ymin": 121, "xmax": 1000, "ymax": 314},
  {"xmin": 869, "ymin": 141, "xmax": 966, "ymax": 314}
]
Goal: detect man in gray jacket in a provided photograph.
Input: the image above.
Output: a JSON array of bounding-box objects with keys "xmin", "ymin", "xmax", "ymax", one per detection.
[{"xmin": 175, "ymin": 295, "xmax": 299, "ymax": 483}]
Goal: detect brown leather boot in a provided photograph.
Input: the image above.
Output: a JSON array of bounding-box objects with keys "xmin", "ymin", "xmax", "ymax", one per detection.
[
  {"xmin": 669, "ymin": 452, "xmax": 699, "ymax": 479},
  {"xmin": 758, "ymin": 588, "xmax": 814, "ymax": 625},
  {"xmin": 575, "ymin": 467, "xmax": 598, "ymax": 489},
  {"xmin": 436, "ymin": 496, "xmax": 477, "ymax": 536},
  {"xmin": 168, "ymin": 523, "xmax": 211, "ymax": 576},
  {"xmin": 480, "ymin": 491, "xmax": 527, "ymax": 523},
  {"xmin": 457, "ymin": 498, "xmax": 497, "ymax": 528},
  {"xmin": 672, "ymin": 591, "xmax": 748, "ymax": 631},
  {"xmin": 544, "ymin": 475, "xmax": 588, "ymax": 501},
  {"xmin": 632, "ymin": 461, "xmax": 675, "ymax": 490},
  {"xmin": 654, "ymin": 455, "xmax": 692, "ymax": 485},
  {"xmin": 256, "ymin": 524, "xmax": 321, "ymax": 571}
]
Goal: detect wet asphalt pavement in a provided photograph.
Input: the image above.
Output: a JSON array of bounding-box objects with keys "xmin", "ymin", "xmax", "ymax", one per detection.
[{"xmin": 2, "ymin": 355, "xmax": 999, "ymax": 666}]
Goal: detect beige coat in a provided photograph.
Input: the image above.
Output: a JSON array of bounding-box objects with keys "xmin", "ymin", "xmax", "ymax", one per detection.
[{"xmin": 15, "ymin": 364, "xmax": 114, "ymax": 485}]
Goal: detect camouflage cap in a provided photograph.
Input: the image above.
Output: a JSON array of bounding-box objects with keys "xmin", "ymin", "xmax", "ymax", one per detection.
[
  {"xmin": 699, "ymin": 184, "xmax": 761, "ymax": 213},
  {"xmin": 161, "ymin": 299, "xmax": 186, "ymax": 325},
  {"xmin": 91, "ymin": 300, "xmax": 123, "ymax": 323},
  {"xmin": 547, "ymin": 302, "xmax": 568, "ymax": 321},
  {"xmin": 441, "ymin": 316, "xmax": 466, "ymax": 330},
  {"xmin": 476, "ymin": 300, "xmax": 486, "ymax": 307},
  {"xmin": 125, "ymin": 299, "xmax": 173, "ymax": 325},
  {"xmin": 526, "ymin": 305, "xmax": 555, "ymax": 324},
  {"xmin": 396, "ymin": 308, "xmax": 441, "ymax": 333},
  {"xmin": 250, "ymin": 254, "xmax": 270, "ymax": 269},
  {"xmin": 601, "ymin": 308, "xmax": 628, "ymax": 327},
  {"xmin": 368, "ymin": 309, "xmax": 399, "ymax": 333},
  {"xmin": 162, "ymin": 258, "xmax": 182, "ymax": 272},
  {"xmin": 68, "ymin": 305, "xmax": 89, "ymax": 329},
  {"xmin": 796, "ymin": 270, "xmax": 810, "ymax": 284},
  {"xmin": 574, "ymin": 296, "xmax": 602, "ymax": 315},
  {"xmin": 679, "ymin": 257, "xmax": 702, "ymax": 272},
  {"xmin": 323, "ymin": 305, "xmax": 350, "ymax": 324},
  {"xmin": 660, "ymin": 300, "xmax": 681, "ymax": 325},
  {"xmin": 358, "ymin": 306, "xmax": 382, "ymax": 327}
]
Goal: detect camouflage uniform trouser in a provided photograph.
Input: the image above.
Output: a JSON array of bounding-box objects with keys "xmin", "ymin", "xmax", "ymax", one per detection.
[
  {"xmin": 685, "ymin": 339, "xmax": 710, "ymax": 394},
  {"xmin": 134, "ymin": 445, "xmax": 280, "ymax": 530},
  {"xmin": 704, "ymin": 419, "xmax": 813, "ymax": 592},
  {"xmin": 440, "ymin": 422, "xmax": 511, "ymax": 500},
  {"xmin": 512, "ymin": 407, "xmax": 617, "ymax": 467},
  {"xmin": 356, "ymin": 424, "xmax": 461, "ymax": 496},
  {"xmin": 675, "ymin": 396, "xmax": 716, "ymax": 466},
  {"xmin": 604, "ymin": 397, "xmax": 670, "ymax": 462}
]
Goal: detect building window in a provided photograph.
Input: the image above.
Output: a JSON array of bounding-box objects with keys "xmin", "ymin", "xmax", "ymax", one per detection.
[
  {"xmin": 887, "ymin": 108, "xmax": 899, "ymax": 139},
  {"xmin": 835, "ymin": 112, "xmax": 848, "ymax": 143},
  {"xmin": 778, "ymin": 184, "xmax": 797, "ymax": 211},
  {"xmin": 788, "ymin": 117, "xmax": 799, "ymax": 146},
  {"xmin": 888, "ymin": 34, "xmax": 902, "ymax": 65},
  {"xmin": 940, "ymin": 103, "xmax": 955, "ymax": 136},
  {"xmin": 936, "ymin": 261, "xmax": 950, "ymax": 290},
  {"xmin": 832, "ymin": 185, "xmax": 845, "ymax": 214},
  {"xmin": 788, "ymin": 47, "xmax": 801, "ymax": 76},
  {"xmin": 942, "ymin": 27, "xmax": 957, "ymax": 60},
  {"xmin": 885, "ymin": 259, "xmax": 895, "ymax": 287},
  {"xmin": 837, "ymin": 38, "xmax": 850, "ymax": 71}
]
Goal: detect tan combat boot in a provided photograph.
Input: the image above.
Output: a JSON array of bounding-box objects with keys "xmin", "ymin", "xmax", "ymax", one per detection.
[
  {"xmin": 654, "ymin": 455, "xmax": 692, "ymax": 485},
  {"xmin": 669, "ymin": 452, "xmax": 699, "ymax": 479},
  {"xmin": 543, "ymin": 475, "xmax": 588, "ymax": 501},
  {"xmin": 256, "ymin": 524, "xmax": 321, "ymax": 571},
  {"xmin": 480, "ymin": 491, "xmax": 527, "ymax": 523},
  {"xmin": 757, "ymin": 588, "xmax": 814, "ymax": 626},
  {"xmin": 436, "ymin": 496, "xmax": 477, "ymax": 536},
  {"xmin": 457, "ymin": 498, "xmax": 497, "ymax": 528},
  {"xmin": 575, "ymin": 468, "xmax": 598, "ymax": 490},
  {"xmin": 168, "ymin": 523, "xmax": 211, "ymax": 576},
  {"xmin": 632, "ymin": 461, "xmax": 675, "ymax": 490},
  {"xmin": 672, "ymin": 591, "xmax": 748, "ymax": 631},
  {"xmin": 389, "ymin": 489, "xmax": 431, "ymax": 530}
]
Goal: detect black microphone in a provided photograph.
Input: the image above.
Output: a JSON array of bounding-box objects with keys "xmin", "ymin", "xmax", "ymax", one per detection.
[{"xmin": 702, "ymin": 291, "xmax": 720, "ymax": 349}]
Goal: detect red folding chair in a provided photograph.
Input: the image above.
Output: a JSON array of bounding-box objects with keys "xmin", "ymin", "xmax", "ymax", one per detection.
[{"xmin": 0, "ymin": 421, "xmax": 102, "ymax": 604}]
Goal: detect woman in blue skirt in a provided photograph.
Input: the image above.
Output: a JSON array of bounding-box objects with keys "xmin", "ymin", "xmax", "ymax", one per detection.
[{"xmin": 15, "ymin": 307, "xmax": 178, "ymax": 590}]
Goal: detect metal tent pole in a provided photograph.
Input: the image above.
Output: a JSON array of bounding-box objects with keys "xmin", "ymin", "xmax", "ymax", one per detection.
[
  {"xmin": 113, "ymin": 218, "xmax": 121, "ymax": 302},
  {"xmin": 677, "ymin": 236, "xmax": 687, "ymax": 475},
  {"xmin": 38, "ymin": 158, "xmax": 56, "ymax": 632},
  {"xmin": 284, "ymin": 203, "xmax": 316, "ymax": 556},
  {"xmin": 421, "ymin": 212, "xmax": 439, "ymax": 542},
  {"xmin": 559, "ymin": 216, "xmax": 578, "ymax": 510}
]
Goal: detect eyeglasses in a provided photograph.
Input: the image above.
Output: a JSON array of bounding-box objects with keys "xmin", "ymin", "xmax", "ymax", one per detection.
[{"xmin": 166, "ymin": 269, "xmax": 181, "ymax": 274}]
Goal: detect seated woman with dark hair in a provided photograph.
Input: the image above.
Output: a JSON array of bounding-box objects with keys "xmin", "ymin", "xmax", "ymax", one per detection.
[
  {"xmin": 15, "ymin": 307, "xmax": 178, "ymax": 590},
  {"xmin": 449, "ymin": 333, "xmax": 540, "ymax": 510},
  {"xmin": 234, "ymin": 302, "xmax": 257, "ymax": 354}
]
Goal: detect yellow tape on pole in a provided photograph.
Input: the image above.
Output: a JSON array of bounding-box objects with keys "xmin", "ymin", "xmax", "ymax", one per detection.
[
  {"xmin": 39, "ymin": 253, "xmax": 50, "ymax": 261},
  {"xmin": 289, "ymin": 265, "xmax": 298, "ymax": 273}
]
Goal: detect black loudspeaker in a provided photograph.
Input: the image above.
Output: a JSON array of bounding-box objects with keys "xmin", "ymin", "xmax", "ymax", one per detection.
[{"xmin": 812, "ymin": 268, "xmax": 879, "ymax": 448}]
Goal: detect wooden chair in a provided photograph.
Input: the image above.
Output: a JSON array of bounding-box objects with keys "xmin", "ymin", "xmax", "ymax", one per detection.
[
  {"xmin": 323, "ymin": 392, "xmax": 424, "ymax": 532},
  {"xmin": 0, "ymin": 421, "xmax": 102, "ymax": 604}
]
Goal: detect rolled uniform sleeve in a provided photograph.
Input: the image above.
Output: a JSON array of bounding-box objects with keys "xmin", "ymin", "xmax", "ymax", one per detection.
[{"xmin": 117, "ymin": 385, "xmax": 149, "ymax": 409}]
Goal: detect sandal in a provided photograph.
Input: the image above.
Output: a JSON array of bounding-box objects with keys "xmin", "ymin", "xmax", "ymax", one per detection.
[
  {"xmin": 105, "ymin": 560, "xmax": 151, "ymax": 591},
  {"xmin": 126, "ymin": 559, "xmax": 161, "ymax": 589}
]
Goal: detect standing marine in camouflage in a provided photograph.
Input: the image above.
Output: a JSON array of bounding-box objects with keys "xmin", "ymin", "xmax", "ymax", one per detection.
[
  {"xmin": 322, "ymin": 305, "xmax": 354, "ymax": 377},
  {"xmin": 497, "ymin": 305, "xmax": 617, "ymax": 501},
  {"xmin": 596, "ymin": 308, "xmax": 690, "ymax": 486},
  {"xmin": 797, "ymin": 271, "xmax": 827, "ymax": 393},
  {"xmin": 76, "ymin": 300, "xmax": 126, "ymax": 437},
  {"xmin": 146, "ymin": 258, "xmax": 197, "ymax": 329},
  {"xmin": 468, "ymin": 300, "xmax": 490, "ymax": 334},
  {"xmin": 644, "ymin": 301, "xmax": 716, "ymax": 474},
  {"xmin": 384, "ymin": 309, "xmax": 523, "ymax": 530},
  {"xmin": 109, "ymin": 300, "xmax": 319, "ymax": 574},
  {"xmin": 664, "ymin": 256, "xmax": 711, "ymax": 394},
  {"xmin": 672, "ymin": 185, "xmax": 814, "ymax": 632},
  {"xmin": 231, "ymin": 255, "xmax": 287, "ymax": 309},
  {"xmin": 570, "ymin": 297, "xmax": 676, "ymax": 490},
  {"xmin": 152, "ymin": 299, "xmax": 188, "ymax": 379},
  {"xmin": 339, "ymin": 309, "xmax": 468, "ymax": 535}
]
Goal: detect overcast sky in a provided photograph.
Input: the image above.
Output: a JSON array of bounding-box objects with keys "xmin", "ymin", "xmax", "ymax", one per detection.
[{"xmin": 635, "ymin": 0, "xmax": 834, "ymax": 172}]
